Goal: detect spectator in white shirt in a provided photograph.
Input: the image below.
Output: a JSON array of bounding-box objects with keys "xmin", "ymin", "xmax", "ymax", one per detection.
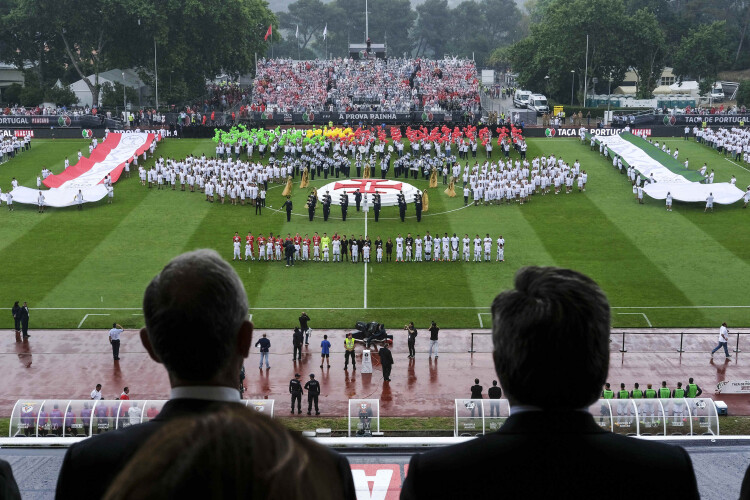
[{"xmin": 91, "ymin": 384, "xmax": 103, "ymax": 400}]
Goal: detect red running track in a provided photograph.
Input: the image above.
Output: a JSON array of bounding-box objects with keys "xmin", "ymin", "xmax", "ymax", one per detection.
[{"xmin": 2, "ymin": 328, "xmax": 750, "ymax": 418}]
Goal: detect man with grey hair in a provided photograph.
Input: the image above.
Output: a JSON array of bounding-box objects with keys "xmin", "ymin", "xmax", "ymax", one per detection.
[
  {"xmin": 401, "ymin": 266, "xmax": 699, "ymax": 499},
  {"xmin": 56, "ymin": 250, "xmax": 355, "ymax": 499}
]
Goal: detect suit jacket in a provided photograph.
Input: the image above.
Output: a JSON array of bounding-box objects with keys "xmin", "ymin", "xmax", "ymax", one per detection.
[
  {"xmin": 56, "ymin": 399, "xmax": 356, "ymax": 500},
  {"xmin": 0, "ymin": 459, "xmax": 21, "ymax": 500},
  {"xmin": 739, "ymin": 466, "xmax": 750, "ymax": 499},
  {"xmin": 378, "ymin": 347, "xmax": 394, "ymax": 366},
  {"xmin": 400, "ymin": 411, "xmax": 699, "ymax": 500}
]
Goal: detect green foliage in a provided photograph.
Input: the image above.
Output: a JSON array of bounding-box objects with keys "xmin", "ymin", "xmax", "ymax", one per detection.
[
  {"xmin": 673, "ymin": 21, "xmax": 729, "ymax": 87},
  {"xmin": 100, "ymin": 82, "xmax": 139, "ymax": 109},
  {"xmin": 736, "ymin": 80, "xmax": 750, "ymax": 108},
  {"xmin": 507, "ymin": 0, "xmax": 629, "ymax": 103},
  {"xmin": 1, "ymin": 0, "xmax": 277, "ymax": 108},
  {"xmin": 44, "ymin": 85, "xmax": 79, "ymax": 106},
  {"xmin": 624, "ymin": 8, "xmax": 667, "ymax": 99},
  {"xmin": 2, "ymin": 83, "xmax": 22, "ymax": 105}
]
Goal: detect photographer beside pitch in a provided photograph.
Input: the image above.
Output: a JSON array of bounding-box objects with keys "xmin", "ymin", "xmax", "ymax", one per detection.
[
  {"xmin": 56, "ymin": 250, "xmax": 355, "ymax": 499},
  {"xmin": 400, "ymin": 266, "xmax": 699, "ymax": 499}
]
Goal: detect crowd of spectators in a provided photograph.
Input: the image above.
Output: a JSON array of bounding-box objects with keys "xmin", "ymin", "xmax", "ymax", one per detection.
[
  {"xmin": 250, "ymin": 57, "xmax": 480, "ymax": 114},
  {"xmin": 200, "ymin": 82, "xmax": 249, "ymax": 112},
  {"xmin": 251, "ymin": 59, "xmax": 329, "ymax": 113},
  {"xmin": 2, "ymin": 105, "xmax": 96, "ymax": 116}
]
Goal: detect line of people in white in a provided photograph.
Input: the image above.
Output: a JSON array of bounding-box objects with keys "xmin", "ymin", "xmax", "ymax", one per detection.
[{"xmin": 231, "ymin": 232, "xmax": 506, "ymax": 263}]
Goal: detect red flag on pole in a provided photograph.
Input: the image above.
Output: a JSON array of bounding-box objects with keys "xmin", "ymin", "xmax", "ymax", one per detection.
[{"xmin": 264, "ymin": 24, "xmax": 273, "ymax": 41}]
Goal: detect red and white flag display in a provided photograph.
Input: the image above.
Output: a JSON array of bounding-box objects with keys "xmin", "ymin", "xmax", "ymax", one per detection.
[{"xmin": 3, "ymin": 132, "xmax": 157, "ymax": 208}]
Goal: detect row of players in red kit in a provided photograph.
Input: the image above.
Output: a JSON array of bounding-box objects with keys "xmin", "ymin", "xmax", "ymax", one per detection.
[{"xmin": 232, "ymin": 231, "xmax": 320, "ymax": 262}]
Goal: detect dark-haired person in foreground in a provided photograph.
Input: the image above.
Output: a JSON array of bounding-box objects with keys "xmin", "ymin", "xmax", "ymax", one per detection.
[
  {"xmin": 400, "ymin": 266, "xmax": 699, "ymax": 499},
  {"xmin": 102, "ymin": 407, "xmax": 343, "ymax": 500},
  {"xmin": 0, "ymin": 459, "xmax": 21, "ymax": 500},
  {"xmin": 56, "ymin": 249, "xmax": 355, "ymax": 500}
]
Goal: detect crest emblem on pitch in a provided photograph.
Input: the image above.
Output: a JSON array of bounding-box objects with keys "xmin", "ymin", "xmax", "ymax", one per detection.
[{"xmin": 317, "ymin": 178, "xmax": 421, "ymax": 207}]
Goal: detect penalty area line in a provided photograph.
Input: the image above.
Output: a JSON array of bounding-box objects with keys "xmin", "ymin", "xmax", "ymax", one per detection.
[
  {"xmin": 77, "ymin": 313, "xmax": 110, "ymax": 328},
  {"xmin": 617, "ymin": 312, "xmax": 652, "ymax": 327}
]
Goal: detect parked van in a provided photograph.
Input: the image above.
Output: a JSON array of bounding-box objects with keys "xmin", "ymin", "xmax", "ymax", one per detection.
[
  {"xmin": 513, "ymin": 89, "xmax": 532, "ymax": 108},
  {"xmin": 711, "ymin": 83, "xmax": 724, "ymax": 103},
  {"xmin": 528, "ymin": 94, "xmax": 549, "ymax": 115}
]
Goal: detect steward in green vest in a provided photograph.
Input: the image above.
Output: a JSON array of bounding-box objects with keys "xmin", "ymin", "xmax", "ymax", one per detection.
[
  {"xmin": 673, "ymin": 382, "xmax": 685, "ymax": 398},
  {"xmin": 630, "ymin": 383, "xmax": 643, "ymax": 399},
  {"xmin": 644, "ymin": 384, "xmax": 657, "ymax": 398},
  {"xmin": 659, "ymin": 381, "xmax": 671, "ymax": 398},
  {"xmin": 686, "ymin": 377, "xmax": 702, "ymax": 398},
  {"xmin": 618, "ymin": 383, "xmax": 629, "ymax": 399},
  {"xmin": 602, "ymin": 383, "xmax": 614, "ymax": 399},
  {"xmin": 741, "ymin": 120, "xmax": 745, "ymax": 128}
]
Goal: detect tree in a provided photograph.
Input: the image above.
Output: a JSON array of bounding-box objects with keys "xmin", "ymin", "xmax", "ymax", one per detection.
[
  {"xmin": 673, "ymin": 21, "xmax": 729, "ymax": 95},
  {"xmin": 507, "ymin": 0, "xmax": 628, "ymax": 104},
  {"xmin": 278, "ymin": 0, "xmax": 331, "ymax": 52},
  {"xmin": 367, "ymin": 0, "xmax": 416, "ymax": 58},
  {"xmin": 4, "ymin": 0, "xmax": 277, "ymax": 108},
  {"xmin": 45, "ymin": 85, "xmax": 79, "ymax": 106},
  {"xmin": 324, "ymin": 0, "xmax": 415, "ymax": 59},
  {"xmin": 412, "ymin": 0, "xmax": 451, "ymax": 57},
  {"xmin": 100, "ymin": 81, "xmax": 138, "ymax": 109},
  {"xmin": 624, "ymin": 8, "xmax": 667, "ymax": 99},
  {"xmin": 735, "ymin": 79, "xmax": 750, "ymax": 107}
]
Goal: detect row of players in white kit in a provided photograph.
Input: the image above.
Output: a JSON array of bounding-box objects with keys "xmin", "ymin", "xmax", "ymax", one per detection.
[{"xmin": 232, "ymin": 234, "xmax": 506, "ymax": 262}]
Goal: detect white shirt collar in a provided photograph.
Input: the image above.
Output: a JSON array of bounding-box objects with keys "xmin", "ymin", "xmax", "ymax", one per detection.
[{"xmin": 169, "ymin": 386, "xmax": 241, "ymax": 403}]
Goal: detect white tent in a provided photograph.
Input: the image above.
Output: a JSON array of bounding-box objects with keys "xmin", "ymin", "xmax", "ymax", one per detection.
[{"xmin": 70, "ymin": 69, "xmax": 147, "ymax": 107}]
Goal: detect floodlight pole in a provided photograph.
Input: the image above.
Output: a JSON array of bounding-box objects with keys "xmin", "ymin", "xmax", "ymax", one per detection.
[
  {"xmin": 122, "ymin": 72, "xmax": 126, "ymax": 111},
  {"xmin": 365, "ymin": 0, "xmax": 369, "ymax": 41},
  {"xmin": 570, "ymin": 70, "xmax": 575, "ymax": 106},
  {"xmin": 583, "ymin": 34, "xmax": 589, "ymax": 108},
  {"xmin": 154, "ymin": 38, "xmax": 159, "ymax": 111}
]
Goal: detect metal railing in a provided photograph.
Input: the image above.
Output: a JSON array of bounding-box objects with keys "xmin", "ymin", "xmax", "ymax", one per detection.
[{"xmin": 470, "ymin": 329, "xmax": 750, "ymax": 355}]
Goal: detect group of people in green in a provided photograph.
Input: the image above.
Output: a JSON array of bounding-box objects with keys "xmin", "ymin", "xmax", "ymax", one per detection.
[{"xmin": 602, "ymin": 378, "xmax": 702, "ymax": 399}]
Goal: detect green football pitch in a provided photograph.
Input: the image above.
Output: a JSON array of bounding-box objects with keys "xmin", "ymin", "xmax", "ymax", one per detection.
[{"xmin": 1, "ymin": 134, "xmax": 749, "ymax": 330}]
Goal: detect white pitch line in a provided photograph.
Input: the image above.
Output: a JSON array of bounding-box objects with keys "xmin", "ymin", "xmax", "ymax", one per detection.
[
  {"xmin": 364, "ymin": 207, "xmax": 368, "ymax": 309},
  {"xmin": 477, "ymin": 313, "xmax": 484, "ymax": 328},
  {"xmin": 617, "ymin": 312, "xmax": 652, "ymax": 327},
  {"xmin": 724, "ymin": 157, "xmax": 750, "ymax": 173},
  {"xmin": 611, "ymin": 306, "xmax": 750, "ymax": 309},
  {"xmin": 77, "ymin": 313, "xmax": 109, "ymax": 328},
  {"xmin": 6, "ymin": 305, "xmax": 750, "ymax": 312}
]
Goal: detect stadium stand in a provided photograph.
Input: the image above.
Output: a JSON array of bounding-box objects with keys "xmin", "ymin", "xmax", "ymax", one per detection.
[{"xmin": 250, "ymin": 57, "xmax": 480, "ymax": 114}]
